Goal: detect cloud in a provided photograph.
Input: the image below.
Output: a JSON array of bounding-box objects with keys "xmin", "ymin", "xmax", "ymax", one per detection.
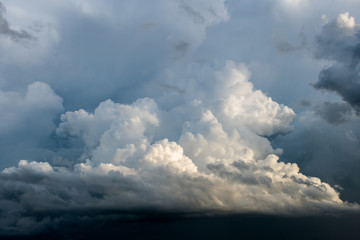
[
  {"xmin": 161, "ymin": 84, "xmax": 186, "ymax": 94},
  {"xmin": 274, "ymin": 40, "xmax": 299, "ymax": 54},
  {"xmin": 1, "ymin": 1, "xmax": 360, "ymax": 237},
  {"xmin": 0, "ymin": 81, "xmax": 63, "ymax": 134},
  {"xmin": 179, "ymin": 0, "xmax": 229, "ymax": 26},
  {"xmin": 0, "ymin": 1, "xmax": 34, "ymax": 43},
  {"xmin": 179, "ymin": 0, "xmax": 206, "ymax": 24},
  {"xmin": 299, "ymin": 99, "xmax": 311, "ymax": 107},
  {"xmin": 274, "ymin": 27, "xmax": 308, "ymax": 54},
  {"xmin": 0, "ymin": 0, "xmax": 228, "ymax": 109},
  {"xmin": 270, "ymin": 9, "xmax": 360, "ymax": 211},
  {"xmin": 0, "ymin": 1, "xmax": 59, "ymax": 66},
  {"xmin": 0, "ymin": 0, "xmax": 231, "ymax": 169},
  {"xmin": 313, "ymin": 12, "xmax": 360, "ymax": 114},
  {"xmin": 314, "ymin": 102, "xmax": 354, "ymax": 125},
  {"xmin": 346, "ymin": 129, "xmax": 359, "ymax": 142},
  {"xmin": 168, "ymin": 37, "xmax": 191, "ymax": 59},
  {"xmin": 0, "ymin": 82, "xmax": 63, "ymax": 169},
  {"xmin": 212, "ymin": 62, "xmax": 295, "ymax": 137},
  {"xmin": 0, "ymin": 63, "xmax": 357, "ymax": 235}
]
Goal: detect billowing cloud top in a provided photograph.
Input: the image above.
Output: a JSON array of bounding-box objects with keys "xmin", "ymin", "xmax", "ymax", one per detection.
[{"xmin": 0, "ymin": 61, "xmax": 357, "ymax": 235}]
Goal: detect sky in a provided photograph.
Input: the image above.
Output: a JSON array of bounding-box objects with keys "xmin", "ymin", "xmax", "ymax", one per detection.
[{"xmin": 0, "ymin": 0, "xmax": 360, "ymax": 239}]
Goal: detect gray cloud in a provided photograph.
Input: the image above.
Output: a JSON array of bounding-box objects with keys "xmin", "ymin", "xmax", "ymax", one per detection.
[
  {"xmin": 172, "ymin": 40, "xmax": 191, "ymax": 59},
  {"xmin": 274, "ymin": 40, "xmax": 299, "ymax": 54},
  {"xmin": 270, "ymin": 11, "xmax": 360, "ymax": 218},
  {"xmin": 0, "ymin": 2, "xmax": 34, "ymax": 43},
  {"xmin": 272, "ymin": 119, "xmax": 360, "ymax": 204},
  {"xmin": 161, "ymin": 83, "xmax": 186, "ymax": 94},
  {"xmin": 0, "ymin": 82, "xmax": 64, "ymax": 170},
  {"xmin": 314, "ymin": 102, "xmax": 353, "ymax": 125},
  {"xmin": 299, "ymin": 99, "xmax": 312, "ymax": 107},
  {"xmin": 179, "ymin": 0, "xmax": 205, "ymax": 24},
  {"xmin": 313, "ymin": 13, "xmax": 360, "ymax": 114},
  {"xmin": 313, "ymin": 64, "xmax": 360, "ymax": 113},
  {"xmin": 274, "ymin": 27, "xmax": 308, "ymax": 54}
]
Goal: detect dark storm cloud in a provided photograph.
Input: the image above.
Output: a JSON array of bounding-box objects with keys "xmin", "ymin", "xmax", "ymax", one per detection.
[
  {"xmin": 0, "ymin": 2, "xmax": 34, "ymax": 43},
  {"xmin": 314, "ymin": 13, "xmax": 359, "ymax": 64},
  {"xmin": 314, "ymin": 102, "xmax": 353, "ymax": 125},
  {"xmin": 3, "ymin": 213, "xmax": 360, "ymax": 240},
  {"xmin": 313, "ymin": 65, "xmax": 360, "ymax": 113},
  {"xmin": 313, "ymin": 13, "xmax": 360, "ymax": 114}
]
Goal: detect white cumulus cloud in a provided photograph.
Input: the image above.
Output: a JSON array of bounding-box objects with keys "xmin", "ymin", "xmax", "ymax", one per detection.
[{"xmin": 0, "ymin": 62, "xmax": 357, "ymax": 235}]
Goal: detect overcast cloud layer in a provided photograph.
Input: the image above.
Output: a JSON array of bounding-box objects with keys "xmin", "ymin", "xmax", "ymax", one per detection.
[{"xmin": 0, "ymin": 0, "xmax": 360, "ymax": 236}]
